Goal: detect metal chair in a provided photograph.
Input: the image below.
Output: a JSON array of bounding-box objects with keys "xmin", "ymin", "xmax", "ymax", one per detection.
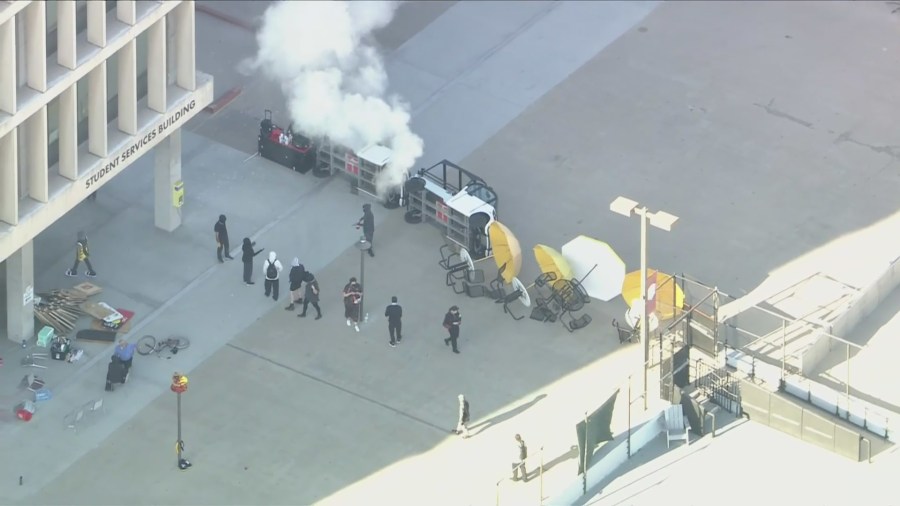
[
  {"xmin": 21, "ymin": 353, "xmax": 48, "ymax": 369},
  {"xmin": 21, "ymin": 374, "xmax": 45, "ymax": 392},
  {"xmin": 561, "ymin": 313, "xmax": 592, "ymax": 332},
  {"xmin": 612, "ymin": 319, "xmax": 639, "ymax": 344},
  {"xmin": 64, "ymin": 409, "xmax": 85, "ymax": 432}
]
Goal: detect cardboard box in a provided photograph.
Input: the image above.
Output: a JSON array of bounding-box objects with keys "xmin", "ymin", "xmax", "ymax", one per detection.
[
  {"xmin": 81, "ymin": 301, "xmax": 120, "ymax": 321},
  {"xmin": 72, "ymin": 282, "xmax": 102, "ymax": 297}
]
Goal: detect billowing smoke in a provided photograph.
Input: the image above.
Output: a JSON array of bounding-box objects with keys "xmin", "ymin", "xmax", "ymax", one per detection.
[{"xmin": 246, "ymin": 1, "xmax": 423, "ymax": 196}]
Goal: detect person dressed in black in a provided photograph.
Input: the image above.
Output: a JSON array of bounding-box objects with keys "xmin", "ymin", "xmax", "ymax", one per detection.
[
  {"xmin": 241, "ymin": 238, "xmax": 264, "ymax": 285},
  {"xmin": 298, "ymin": 271, "xmax": 322, "ymax": 319},
  {"xmin": 356, "ymin": 204, "xmax": 375, "ymax": 257},
  {"xmin": 385, "ymin": 296, "xmax": 402, "ymax": 347},
  {"xmin": 285, "ymin": 258, "xmax": 306, "ymax": 311},
  {"xmin": 105, "ymin": 356, "xmax": 128, "ymax": 392},
  {"xmin": 343, "ymin": 277, "xmax": 363, "ymax": 332},
  {"xmin": 214, "ymin": 214, "xmax": 233, "ymax": 262},
  {"xmin": 443, "ymin": 305, "xmax": 462, "ymax": 354}
]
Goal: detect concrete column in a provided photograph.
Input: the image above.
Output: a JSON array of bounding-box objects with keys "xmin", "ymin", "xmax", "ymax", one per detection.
[
  {"xmin": 117, "ymin": 0, "xmax": 137, "ymax": 25},
  {"xmin": 0, "ymin": 19, "xmax": 15, "ymax": 114},
  {"xmin": 118, "ymin": 40, "xmax": 137, "ymax": 135},
  {"xmin": 174, "ymin": 1, "xmax": 196, "ymax": 90},
  {"xmin": 59, "ymin": 83, "xmax": 78, "ymax": 180},
  {"xmin": 6, "ymin": 241, "xmax": 35, "ymax": 344},
  {"xmin": 24, "ymin": 1, "xmax": 46, "ymax": 92},
  {"xmin": 154, "ymin": 129, "xmax": 182, "ymax": 232},
  {"xmin": 147, "ymin": 17, "xmax": 166, "ymax": 113},
  {"xmin": 25, "ymin": 106, "xmax": 48, "ymax": 202},
  {"xmin": 57, "ymin": 0, "xmax": 77, "ymax": 70},
  {"xmin": 88, "ymin": 62, "xmax": 108, "ymax": 157},
  {"xmin": 0, "ymin": 129, "xmax": 18, "ymax": 226},
  {"xmin": 87, "ymin": 0, "xmax": 106, "ymax": 48}
]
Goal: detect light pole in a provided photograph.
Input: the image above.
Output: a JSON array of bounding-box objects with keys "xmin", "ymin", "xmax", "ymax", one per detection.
[
  {"xmin": 610, "ymin": 196, "xmax": 678, "ymax": 410},
  {"xmin": 171, "ymin": 372, "xmax": 191, "ymax": 470},
  {"xmin": 355, "ymin": 237, "xmax": 371, "ymax": 322}
]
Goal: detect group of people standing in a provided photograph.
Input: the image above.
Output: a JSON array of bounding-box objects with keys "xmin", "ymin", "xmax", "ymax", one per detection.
[
  {"xmin": 215, "ymin": 206, "xmax": 471, "ymax": 354},
  {"xmin": 215, "ymin": 214, "xmax": 322, "ymax": 319}
]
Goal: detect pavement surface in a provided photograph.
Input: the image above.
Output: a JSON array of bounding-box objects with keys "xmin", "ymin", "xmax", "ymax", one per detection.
[{"xmin": 2, "ymin": 1, "xmax": 900, "ymax": 505}]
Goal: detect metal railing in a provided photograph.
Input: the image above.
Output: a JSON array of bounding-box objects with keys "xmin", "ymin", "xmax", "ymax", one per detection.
[{"xmin": 694, "ymin": 359, "xmax": 742, "ymax": 416}]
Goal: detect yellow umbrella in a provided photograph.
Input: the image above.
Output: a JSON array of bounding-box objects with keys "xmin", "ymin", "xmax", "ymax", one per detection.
[
  {"xmin": 533, "ymin": 244, "xmax": 573, "ymax": 282},
  {"xmin": 488, "ymin": 221, "xmax": 522, "ymax": 284},
  {"xmin": 621, "ymin": 269, "xmax": 685, "ymax": 320}
]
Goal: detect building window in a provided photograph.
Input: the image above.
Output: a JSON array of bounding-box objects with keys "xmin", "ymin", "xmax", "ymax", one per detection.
[
  {"xmin": 136, "ymin": 30, "xmax": 149, "ymax": 101},
  {"xmin": 76, "ymin": 73, "xmax": 89, "ymax": 146},
  {"xmin": 47, "ymin": 1, "xmax": 115, "ymax": 59},
  {"xmin": 47, "ymin": 95, "xmax": 60, "ymax": 169},
  {"xmin": 106, "ymin": 50, "xmax": 119, "ymax": 122}
]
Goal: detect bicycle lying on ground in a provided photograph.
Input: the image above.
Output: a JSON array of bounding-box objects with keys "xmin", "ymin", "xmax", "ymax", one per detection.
[{"xmin": 136, "ymin": 335, "xmax": 190, "ymax": 357}]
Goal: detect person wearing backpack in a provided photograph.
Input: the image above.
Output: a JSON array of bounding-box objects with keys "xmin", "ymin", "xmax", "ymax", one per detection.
[
  {"xmin": 453, "ymin": 394, "xmax": 470, "ymax": 438},
  {"xmin": 65, "ymin": 231, "xmax": 97, "ymax": 277},
  {"xmin": 263, "ymin": 251, "xmax": 283, "ymax": 301},
  {"xmin": 512, "ymin": 434, "xmax": 528, "ymax": 481}
]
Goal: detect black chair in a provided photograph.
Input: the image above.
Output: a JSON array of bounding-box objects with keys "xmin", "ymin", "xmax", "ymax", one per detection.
[
  {"xmin": 530, "ymin": 303, "xmax": 557, "ymax": 323},
  {"xmin": 464, "ymin": 282, "xmax": 487, "ymax": 298},
  {"xmin": 489, "ymin": 263, "xmax": 508, "ymax": 301},
  {"xmin": 439, "ymin": 244, "xmax": 458, "ymax": 270},
  {"xmin": 451, "ymin": 268, "xmax": 486, "ymax": 294},
  {"xmin": 562, "ymin": 313, "xmax": 592, "ymax": 333},
  {"xmin": 534, "ymin": 272, "xmax": 557, "ymax": 289},
  {"xmin": 495, "ymin": 289, "xmax": 525, "ymax": 320},
  {"xmin": 612, "ymin": 319, "xmax": 639, "ymax": 344}
]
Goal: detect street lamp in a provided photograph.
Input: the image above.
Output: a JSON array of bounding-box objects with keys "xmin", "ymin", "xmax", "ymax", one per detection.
[
  {"xmin": 170, "ymin": 372, "xmax": 192, "ymax": 470},
  {"xmin": 610, "ymin": 196, "xmax": 678, "ymax": 410},
  {"xmin": 355, "ymin": 237, "xmax": 371, "ymax": 324}
]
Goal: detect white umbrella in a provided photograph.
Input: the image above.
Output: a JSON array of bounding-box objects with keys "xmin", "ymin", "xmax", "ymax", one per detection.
[{"xmin": 561, "ymin": 235, "xmax": 626, "ymax": 302}]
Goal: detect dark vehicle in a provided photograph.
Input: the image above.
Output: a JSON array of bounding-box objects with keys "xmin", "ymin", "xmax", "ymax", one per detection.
[{"xmin": 258, "ymin": 110, "xmax": 316, "ymax": 173}]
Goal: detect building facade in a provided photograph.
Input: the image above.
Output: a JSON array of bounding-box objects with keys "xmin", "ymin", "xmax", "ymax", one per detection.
[{"xmin": 0, "ymin": 0, "xmax": 214, "ymax": 342}]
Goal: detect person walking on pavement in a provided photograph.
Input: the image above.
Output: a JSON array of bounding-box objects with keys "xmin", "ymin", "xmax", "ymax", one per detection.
[
  {"xmin": 343, "ymin": 277, "xmax": 363, "ymax": 332},
  {"xmin": 385, "ymin": 296, "xmax": 402, "ymax": 347},
  {"xmin": 512, "ymin": 434, "xmax": 529, "ymax": 482},
  {"xmin": 263, "ymin": 251, "xmax": 283, "ymax": 301},
  {"xmin": 285, "ymin": 258, "xmax": 306, "ymax": 311},
  {"xmin": 241, "ymin": 238, "xmax": 264, "ymax": 285},
  {"xmin": 297, "ymin": 271, "xmax": 322, "ymax": 320},
  {"xmin": 65, "ymin": 231, "xmax": 97, "ymax": 277},
  {"xmin": 215, "ymin": 214, "xmax": 233, "ymax": 262},
  {"xmin": 443, "ymin": 305, "xmax": 462, "ymax": 354},
  {"xmin": 453, "ymin": 394, "xmax": 470, "ymax": 438},
  {"xmin": 356, "ymin": 203, "xmax": 375, "ymax": 257}
]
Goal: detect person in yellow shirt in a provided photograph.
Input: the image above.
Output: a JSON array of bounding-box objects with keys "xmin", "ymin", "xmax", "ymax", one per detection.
[{"xmin": 65, "ymin": 231, "xmax": 96, "ymax": 277}]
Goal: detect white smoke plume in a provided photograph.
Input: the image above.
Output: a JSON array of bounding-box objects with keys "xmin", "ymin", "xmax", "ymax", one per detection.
[{"xmin": 247, "ymin": 1, "xmax": 423, "ymax": 196}]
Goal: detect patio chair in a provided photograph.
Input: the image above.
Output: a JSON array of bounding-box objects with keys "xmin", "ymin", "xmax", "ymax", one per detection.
[
  {"xmin": 612, "ymin": 319, "xmax": 639, "ymax": 344},
  {"xmin": 21, "ymin": 374, "xmax": 45, "ymax": 392},
  {"xmin": 561, "ymin": 313, "xmax": 592, "ymax": 332},
  {"xmin": 64, "ymin": 408, "xmax": 85, "ymax": 433},
  {"xmin": 663, "ymin": 404, "xmax": 690, "ymax": 448},
  {"xmin": 21, "ymin": 353, "xmax": 48, "ymax": 369}
]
